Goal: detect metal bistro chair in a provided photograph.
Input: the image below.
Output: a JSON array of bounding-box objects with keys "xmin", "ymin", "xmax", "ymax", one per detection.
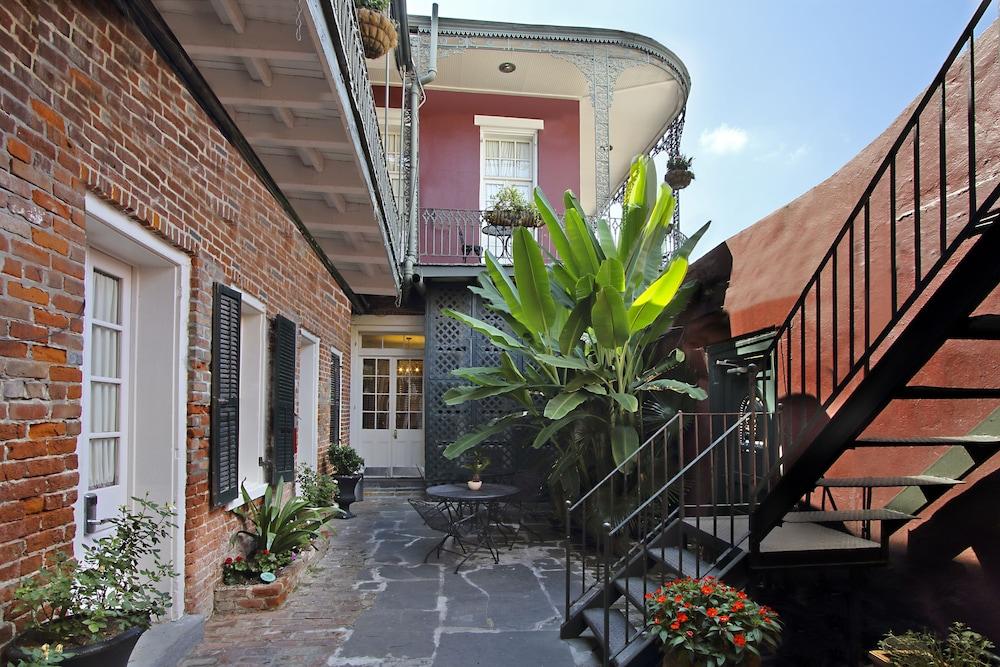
[{"xmin": 408, "ymin": 498, "xmax": 498, "ymax": 573}]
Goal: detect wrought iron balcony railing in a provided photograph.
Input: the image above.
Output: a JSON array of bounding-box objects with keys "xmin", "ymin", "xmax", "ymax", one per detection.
[
  {"xmin": 327, "ymin": 0, "xmax": 409, "ymax": 266},
  {"xmin": 419, "ymin": 208, "xmax": 687, "ymax": 266}
]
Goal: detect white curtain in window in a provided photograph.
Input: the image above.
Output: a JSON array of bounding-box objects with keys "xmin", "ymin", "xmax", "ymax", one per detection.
[
  {"xmin": 89, "ymin": 270, "xmax": 122, "ymax": 490},
  {"xmin": 483, "ymin": 135, "xmax": 533, "ymax": 207}
]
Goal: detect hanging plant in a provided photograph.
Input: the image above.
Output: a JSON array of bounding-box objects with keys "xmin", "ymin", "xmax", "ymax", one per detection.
[
  {"xmin": 354, "ymin": 0, "xmax": 398, "ymax": 60},
  {"xmin": 665, "ymin": 154, "xmax": 695, "ymax": 191},
  {"xmin": 483, "ymin": 186, "xmax": 543, "ymax": 228}
]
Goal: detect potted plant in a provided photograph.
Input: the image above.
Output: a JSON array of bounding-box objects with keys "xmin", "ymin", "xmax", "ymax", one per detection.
[
  {"xmin": 870, "ymin": 622, "xmax": 995, "ymax": 666},
  {"xmin": 645, "ymin": 576, "xmax": 781, "ymax": 667},
  {"xmin": 295, "ymin": 463, "xmax": 340, "ymax": 509},
  {"xmin": 354, "ymin": 0, "xmax": 397, "ymax": 60},
  {"xmin": 3, "ymin": 498, "xmax": 176, "ymax": 667},
  {"xmin": 664, "ymin": 154, "xmax": 695, "ymax": 190},
  {"xmin": 328, "ymin": 445, "xmax": 365, "ymax": 518},
  {"xmin": 484, "ymin": 186, "xmax": 542, "ymax": 229},
  {"xmin": 462, "ymin": 452, "xmax": 491, "ymax": 491}
]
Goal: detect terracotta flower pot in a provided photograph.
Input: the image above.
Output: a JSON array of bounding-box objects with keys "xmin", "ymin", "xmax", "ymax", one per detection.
[
  {"xmin": 4, "ymin": 626, "xmax": 145, "ymax": 667},
  {"xmin": 356, "ymin": 8, "xmax": 398, "ymax": 59},
  {"xmin": 662, "ymin": 652, "xmax": 761, "ymax": 667},
  {"xmin": 664, "ymin": 169, "xmax": 694, "ymax": 190}
]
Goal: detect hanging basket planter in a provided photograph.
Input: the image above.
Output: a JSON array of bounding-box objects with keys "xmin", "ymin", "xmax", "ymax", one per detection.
[
  {"xmin": 484, "ymin": 208, "xmax": 543, "ymax": 229},
  {"xmin": 664, "ymin": 168, "xmax": 694, "ymax": 191},
  {"xmin": 356, "ymin": 7, "xmax": 398, "ymax": 60}
]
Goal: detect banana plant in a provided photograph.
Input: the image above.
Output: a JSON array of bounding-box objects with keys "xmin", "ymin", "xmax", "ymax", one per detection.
[{"xmin": 442, "ymin": 155, "xmax": 708, "ymax": 503}]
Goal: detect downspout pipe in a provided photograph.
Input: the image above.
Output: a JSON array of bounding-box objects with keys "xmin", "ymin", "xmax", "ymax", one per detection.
[{"xmin": 402, "ymin": 2, "xmax": 438, "ymax": 297}]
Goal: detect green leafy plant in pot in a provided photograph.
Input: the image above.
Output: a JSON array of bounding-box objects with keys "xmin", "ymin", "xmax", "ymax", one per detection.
[
  {"xmin": 328, "ymin": 445, "xmax": 365, "ymax": 518},
  {"xmin": 354, "ymin": 0, "xmax": 397, "ymax": 59},
  {"xmin": 295, "ymin": 463, "xmax": 340, "ymax": 509},
  {"xmin": 461, "ymin": 452, "xmax": 492, "ymax": 491},
  {"xmin": 664, "ymin": 154, "xmax": 695, "ymax": 191},
  {"xmin": 3, "ymin": 498, "xmax": 177, "ymax": 667},
  {"xmin": 484, "ymin": 186, "xmax": 542, "ymax": 229},
  {"xmin": 439, "ymin": 154, "xmax": 707, "ymax": 535}
]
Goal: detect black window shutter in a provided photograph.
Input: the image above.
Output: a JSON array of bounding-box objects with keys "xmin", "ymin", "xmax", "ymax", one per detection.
[
  {"xmin": 210, "ymin": 283, "xmax": 242, "ymax": 507},
  {"xmin": 330, "ymin": 354, "xmax": 342, "ymax": 447},
  {"xmin": 271, "ymin": 315, "xmax": 297, "ymax": 484}
]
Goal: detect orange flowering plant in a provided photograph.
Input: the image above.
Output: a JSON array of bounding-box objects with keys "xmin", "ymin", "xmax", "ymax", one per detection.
[{"xmin": 644, "ymin": 576, "xmax": 781, "ymax": 666}]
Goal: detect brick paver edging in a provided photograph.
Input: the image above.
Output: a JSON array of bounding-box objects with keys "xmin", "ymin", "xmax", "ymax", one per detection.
[{"xmin": 213, "ymin": 528, "xmax": 334, "ymax": 614}]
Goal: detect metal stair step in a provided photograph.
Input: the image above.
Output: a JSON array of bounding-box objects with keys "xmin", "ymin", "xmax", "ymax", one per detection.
[
  {"xmin": 952, "ymin": 314, "xmax": 1000, "ymax": 340},
  {"xmin": 816, "ymin": 475, "xmax": 962, "ymax": 488},
  {"xmin": 614, "ymin": 577, "xmax": 663, "ymax": 610},
  {"xmin": 581, "ymin": 608, "xmax": 636, "ymax": 659},
  {"xmin": 896, "ymin": 385, "xmax": 1000, "ymax": 399},
  {"xmin": 852, "ymin": 435, "xmax": 1000, "ymax": 448},
  {"xmin": 783, "ymin": 508, "xmax": 914, "ymax": 523},
  {"xmin": 645, "ymin": 545, "xmax": 721, "ymax": 578}
]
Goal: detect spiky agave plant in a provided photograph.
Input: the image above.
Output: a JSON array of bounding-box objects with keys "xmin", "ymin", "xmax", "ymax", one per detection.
[{"xmin": 441, "ymin": 155, "xmax": 707, "ymax": 507}]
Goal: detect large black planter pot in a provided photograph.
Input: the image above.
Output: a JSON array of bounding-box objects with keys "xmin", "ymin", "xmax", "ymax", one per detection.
[
  {"xmin": 334, "ymin": 474, "xmax": 363, "ymax": 519},
  {"xmin": 4, "ymin": 625, "xmax": 144, "ymax": 667}
]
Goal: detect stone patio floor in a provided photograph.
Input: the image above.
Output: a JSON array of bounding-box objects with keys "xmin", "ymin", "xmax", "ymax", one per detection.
[{"xmin": 181, "ymin": 496, "xmax": 599, "ymax": 666}]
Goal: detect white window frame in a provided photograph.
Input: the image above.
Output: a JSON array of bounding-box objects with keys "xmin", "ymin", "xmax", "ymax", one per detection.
[
  {"xmin": 376, "ymin": 107, "xmax": 405, "ymax": 207},
  {"xmin": 475, "ymin": 116, "xmax": 543, "ymax": 210},
  {"xmin": 296, "ymin": 328, "xmax": 321, "ymax": 474},
  {"xmin": 228, "ymin": 291, "xmax": 268, "ymax": 510},
  {"xmin": 330, "ymin": 346, "xmax": 344, "ymax": 450}
]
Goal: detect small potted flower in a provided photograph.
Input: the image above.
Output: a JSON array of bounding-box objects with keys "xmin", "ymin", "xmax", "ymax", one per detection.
[
  {"xmin": 328, "ymin": 445, "xmax": 365, "ymax": 518},
  {"xmin": 3, "ymin": 498, "xmax": 176, "ymax": 667},
  {"xmin": 484, "ymin": 186, "xmax": 542, "ymax": 229},
  {"xmin": 645, "ymin": 576, "xmax": 781, "ymax": 667},
  {"xmin": 462, "ymin": 451, "xmax": 491, "ymax": 491},
  {"xmin": 664, "ymin": 154, "xmax": 695, "ymax": 190},
  {"xmin": 354, "ymin": 0, "xmax": 397, "ymax": 60}
]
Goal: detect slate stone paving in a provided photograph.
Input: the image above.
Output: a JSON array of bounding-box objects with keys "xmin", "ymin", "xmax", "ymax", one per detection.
[{"xmin": 181, "ymin": 497, "xmax": 599, "ymax": 666}]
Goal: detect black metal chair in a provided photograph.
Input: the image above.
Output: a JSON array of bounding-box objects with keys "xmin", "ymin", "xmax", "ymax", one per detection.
[
  {"xmin": 458, "ymin": 226, "xmax": 482, "ymax": 262},
  {"xmin": 408, "ymin": 498, "xmax": 497, "ymax": 573}
]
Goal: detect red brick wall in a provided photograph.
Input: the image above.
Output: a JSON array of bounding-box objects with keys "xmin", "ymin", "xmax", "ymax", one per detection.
[{"xmin": 0, "ymin": 0, "xmax": 355, "ymax": 643}]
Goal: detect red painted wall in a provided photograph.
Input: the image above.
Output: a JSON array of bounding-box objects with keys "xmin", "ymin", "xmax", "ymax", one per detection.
[{"xmin": 417, "ymin": 90, "xmax": 580, "ymax": 210}]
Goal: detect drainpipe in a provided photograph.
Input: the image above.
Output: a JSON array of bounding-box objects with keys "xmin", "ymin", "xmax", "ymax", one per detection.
[{"xmin": 402, "ymin": 3, "xmax": 438, "ymax": 297}]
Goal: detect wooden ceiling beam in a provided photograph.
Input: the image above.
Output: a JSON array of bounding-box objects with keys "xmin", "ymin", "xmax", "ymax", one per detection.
[
  {"xmin": 202, "ymin": 68, "xmax": 336, "ymax": 110},
  {"xmin": 162, "ymin": 12, "xmax": 314, "ymax": 60}
]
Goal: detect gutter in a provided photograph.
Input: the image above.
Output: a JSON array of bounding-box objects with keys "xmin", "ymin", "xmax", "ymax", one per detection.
[
  {"xmin": 115, "ymin": 0, "xmax": 368, "ymax": 313},
  {"xmin": 402, "ymin": 2, "xmax": 438, "ymax": 298}
]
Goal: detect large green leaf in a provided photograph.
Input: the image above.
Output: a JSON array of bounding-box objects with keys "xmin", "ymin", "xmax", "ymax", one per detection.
[
  {"xmin": 564, "ymin": 207, "xmax": 600, "ymax": 276},
  {"xmin": 544, "ymin": 391, "xmax": 588, "ymax": 420},
  {"xmin": 559, "ymin": 297, "xmax": 591, "ymax": 355},
  {"xmin": 500, "ymin": 351, "xmax": 526, "ymax": 383},
  {"xmin": 610, "ymin": 424, "xmax": 640, "ymax": 467},
  {"xmin": 610, "ymin": 392, "xmax": 639, "ymax": 413},
  {"xmin": 636, "ymin": 378, "xmax": 708, "ymax": 400},
  {"xmin": 443, "ymin": 414, "xmax": 524, "ymax": 459},
  {"xmin": 595, "ymin": 257, "xmax": 625, "ymax": 292},
  {"xmin": 531, "ymin": 412, "xmax": 591, "ymax": 449},
  {"xmin": 627, "ymin": 255, "xmax": 689, "ymax": 333},
  {"xmin": 638, "ymin": 281, "xmax": 697, "ymax": 345},
  {"xmin": 451, "ymin": 367, "xmax": 508, "ymax": 386},
  {"xmin": 592, "ymin": 286, "xmax": 629, "ymax": 348},
  {"xmin": 512, "ymin": 227, "xmax": 557, "ymax": 337},
  {"xmin": 485, "ymin": 252, "xmax": 522, "ymax": 318},
  {"xmin": 443, "ymin": 384, "xmax": 524, "ymax": 405},
  {"xmin": 444, "ymin": 308, "xmax": 526, "ymax": 352},
  {"xmin": 536, "ymin": 353, "xmax": 591, "ymax": 370},
  {"xmin": 594, "ymin": 218, "xmax": 618, "ymax": 260},
  {"xmin": 534, "ymin": 188, "xmax": 579, "ymax": 276}
]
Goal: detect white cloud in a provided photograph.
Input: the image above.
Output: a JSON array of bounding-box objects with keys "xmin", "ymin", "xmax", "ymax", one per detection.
[
  {"xmin": 757, "ymin": 142, "xmax": 809, "ymax": 165},
  {"xmin": 699, "ymin": 123, "xmax": 749, "ymax": 155}
]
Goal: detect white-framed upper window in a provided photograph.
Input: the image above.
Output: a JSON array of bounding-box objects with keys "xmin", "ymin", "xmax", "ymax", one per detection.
[
  {"xmin": 475, "ymin": 115, "xmax": 543, "ymax": 209},
  {"xmin": 376, "ymin": 107, "xmax": 405, "ymax": 208},
  {"xmin": 232, "ymin": 291, "xmax": 267, "ymax": 508}
]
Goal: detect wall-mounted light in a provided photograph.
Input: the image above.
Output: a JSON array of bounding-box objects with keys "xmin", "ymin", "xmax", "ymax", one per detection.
[{"xmin": 498, "ymin": 62, "xmax": 516, "ymax": 74}]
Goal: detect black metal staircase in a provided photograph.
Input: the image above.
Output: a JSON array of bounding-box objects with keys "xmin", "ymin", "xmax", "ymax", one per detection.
[{"xmin": 562, "ymin": 3, "xmax": 1000, "ymax": 665}]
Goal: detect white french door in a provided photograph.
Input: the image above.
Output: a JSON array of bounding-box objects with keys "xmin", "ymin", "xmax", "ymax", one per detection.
[
  {"xmin": 357, "ymin": 355, "xmax": 424, "ymax": 477},
  {"xmin": 79, "ymin": 250, "xmax": 132, "ymax": 547}
]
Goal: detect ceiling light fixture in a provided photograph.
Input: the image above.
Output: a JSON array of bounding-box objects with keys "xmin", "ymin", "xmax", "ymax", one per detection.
[{"xmin": 498, "ymin": 62, "xmax": 516, "ymax": 74}]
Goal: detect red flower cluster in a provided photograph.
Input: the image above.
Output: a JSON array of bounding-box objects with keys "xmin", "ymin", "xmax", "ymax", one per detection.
[
  {"xmin": 224, "ymin": 557, "xmax": 234, "ymax": 565},
  {"xmin": 644, "ymin": 575, "xmax": 782, "ymax": 664}
]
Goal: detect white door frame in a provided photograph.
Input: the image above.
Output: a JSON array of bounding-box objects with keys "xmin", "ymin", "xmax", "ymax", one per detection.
[
  {"xmin": 297, "ymin": 328, "xmax": 321, "ymax": 474},
  {"xmin": 350, "ymin": 315, "xmax": 425, "ymax": 477},
  {"xmin": 82, "ymin": 194, "xmax": 190, "ymax": 618}
]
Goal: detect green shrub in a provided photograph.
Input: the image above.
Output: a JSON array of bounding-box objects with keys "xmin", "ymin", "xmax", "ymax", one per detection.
[
  {"xmin": 328, "ymin": 445, "xmax": 365, "ymax": 476},
  {"xmin": 11, "ymin": 498, "xmax": 176, "ymax": 647},
  {"xmin": 878, "ymin": 622, "xmax": 995, "ymax": 667},
  {"xmin": 296, "ymin": 464, "xmax": 339, "ymax": 507},
  {"xmin": 355, "ymin": 0, "xmax": 390, "ymax": 12}
]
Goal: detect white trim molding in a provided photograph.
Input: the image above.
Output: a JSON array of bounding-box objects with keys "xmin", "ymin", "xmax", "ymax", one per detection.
[{"xmin": 474, "ymin": 115, "xmax": 544, "ymax": 131}]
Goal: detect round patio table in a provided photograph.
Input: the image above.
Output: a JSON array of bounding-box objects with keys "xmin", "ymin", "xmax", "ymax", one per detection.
[
  {"xmin": 480, "ymin": 224, "xmax": 513, "ymax": 260},
  {"xmin": 425, "ymin": 483, "xmax": 520, "ymax": 560}
]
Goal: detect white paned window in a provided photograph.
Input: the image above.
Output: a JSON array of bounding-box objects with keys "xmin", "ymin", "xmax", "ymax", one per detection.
[
  {"xmin": 385, "ymin": 127, "xmax": 404, "ymax": 203},
  {"xmin": 482, "ymin": 134, "xmax": 535, "ymax": 207},
  {"xmin": 88, "ymin": 269, "xmax": 125, "ymax": 489},
  {"xmin": 237, "ymin": 293, "xmax": 268, "ymax": 500}
]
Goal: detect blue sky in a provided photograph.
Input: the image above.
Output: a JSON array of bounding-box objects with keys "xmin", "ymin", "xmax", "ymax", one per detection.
[{"xmin": 406, "ymin": 0, "xmax": 990, "ymax": 255}]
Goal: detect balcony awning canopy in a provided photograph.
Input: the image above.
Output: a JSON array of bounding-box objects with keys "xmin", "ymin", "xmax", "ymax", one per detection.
[
  {"xmin": 370, "ymin": 15, "xmax": 691, "ymax": 213},
  {"xmin": 153, "ymin": 0, "xmax": 402, "ymax": 297}
]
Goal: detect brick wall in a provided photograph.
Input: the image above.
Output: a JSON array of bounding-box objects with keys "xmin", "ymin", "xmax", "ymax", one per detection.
[{"xmin": 0, "ymin": 0, "xmax": 356, "ymax": 643}]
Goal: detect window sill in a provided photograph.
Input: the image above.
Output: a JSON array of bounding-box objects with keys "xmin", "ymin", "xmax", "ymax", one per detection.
[{"xmin": 225, "ymin": 480, "xmax": 268, "ymax": 512}]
